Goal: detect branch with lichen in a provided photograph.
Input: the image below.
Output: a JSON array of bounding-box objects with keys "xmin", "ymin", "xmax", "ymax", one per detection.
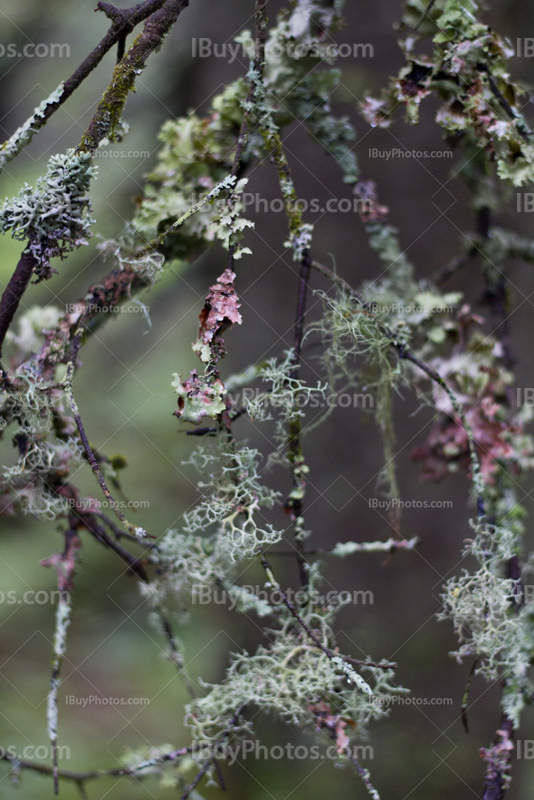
[
  {"xmin": 40, "ymin": 527, "xmax": 81, "ymax": 794},
  {"xmin": 0, "ymin": 1, "xmax": 172, "ymax": 172}
]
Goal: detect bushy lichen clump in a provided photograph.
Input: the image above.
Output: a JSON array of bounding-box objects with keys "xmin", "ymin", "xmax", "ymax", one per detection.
[
  {"xmin": 246, "ymin": 350, "xmax": 328, "ymax": 447},
  {"xmin": 185, "ymin": 576, "xmax": 404, "ymax": 758},
  {"xmin": 0, "ymin": 149, "xmax": 96, "ymax": 279},
  {"xmin": 0, "ymin": 362, "xmax": 82, "ymax": 519},
  {"xmin": 439, "ymin": 522, "xmax": 534, "ymax": 726}
]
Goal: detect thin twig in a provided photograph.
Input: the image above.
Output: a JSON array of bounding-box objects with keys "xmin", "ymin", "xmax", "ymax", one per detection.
[
  {"xmin": 461, "ymin": 658, "xmax": 478, "ymax": 733},
  {"xmin": 414, "ymin": 0, "xmax": 437, "ymax": 31},
  {"xmin": 0, "ymin": 744, "xmax": 194, "ymax": 784},
  {"xmin": 346, "ymin": 750, "xmax": 381, "ymax": 799},
  {"xmin": 80, "ymin": 511, "xmax": 150, "ymax": 579},
  {"xmin": 63, "ymin": 337, "xmax": 151, "ymax": 539},
  {"xmin": 179, "ymin": 707, "xmax": 245, "ymax": 800}
]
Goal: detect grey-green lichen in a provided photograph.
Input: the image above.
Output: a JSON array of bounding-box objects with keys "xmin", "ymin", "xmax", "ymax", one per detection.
[
  {"xmin": 364, "ymin": 0, "xmax": 534, "ymax": 186},
  {"xmin": 185, "ymin": 577, "xmax": 404, "ymax": 757},
  {"xmin": 246, "ymin": 351, "xmax": 328, "ymax": 448},
  {"xmin": 47, "ymin": 596, "xmax": 71, "ymax": 752},
  {"xmin": 133, "ymin": 0, "xmax": 358, "ymax": 262},
  {"xmin": 0, "ymin": 148, "xmax": 96, "ymax": 279},
  {"xmin": 439, "ymin": 522, "xmax": 534, "ymax": 726}
]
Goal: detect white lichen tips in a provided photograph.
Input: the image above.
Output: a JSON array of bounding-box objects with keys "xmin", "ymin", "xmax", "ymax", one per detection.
[{"xmin": 331, "ymin": 656, "xmax": 374, "ymax": 695}]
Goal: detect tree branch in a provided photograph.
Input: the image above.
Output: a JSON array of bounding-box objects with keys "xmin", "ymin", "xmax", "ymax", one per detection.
[
  {"xmin": 0, "ymin": 250, "xmax": 38, "ymax": 365},
  {"xmin": 0, "ymin": 0, "xmax": 169, "ymax": 171},
  {"xmin": 79, "ymin": 0, "xmax": 191, "ymax": 152}
]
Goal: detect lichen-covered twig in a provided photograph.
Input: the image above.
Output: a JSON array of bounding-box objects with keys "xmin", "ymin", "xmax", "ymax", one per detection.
[
  {"xmin": 330, "ymin": 537, "xmax": 419, "ymax": 556},
  {"xmin": 248, "ymin": 42, "xmax": 316, "ymax": 583},
  {"xmin": 260, "ymin": 556, "xmax": 374, "ymax": 696},
  {"xmin": 136, "ymin": 174, "xmax": 239, "ymax": 258},
  {"xmin": 0, "ymin": 1, "xmax": 170, "ymax": 171},
  {"xmin": 79, "ymin": 0, "xmax": 191, "ymax": 152},
  {"xmin": 0, "ymin": 742, "xmax": 199, "ymax": 786},
  {"xmin": 345, "ymin": 749, "xmax": 381, "ymax": 800},
  {"xmin": 41, "ymin": 527, "xmax": 81, "ymax": 794},
  {"xmin": 224, "ymin": 0, "xmax": 267, "ymax": 271}
]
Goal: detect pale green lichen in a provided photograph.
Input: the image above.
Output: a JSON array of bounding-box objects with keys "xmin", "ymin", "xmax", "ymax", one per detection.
[
  {"xmin": 182, "ymin": 443, "xmax": 283, "ymax": 560},
  {"xmin": 186, "ymin": 588, "xmax": 403, "ymax": 756},
  {"xmin": 6, "ymin": 305, "xmax": 64, "ymax": 363},
  {"xmin": 3, "ymin": 436, "xmax": 83, "ymax": 520},
  {"xmin": 172, "ymin": 372, "xmax": 226, "ymax": 424},
  {"xmin": 246, "ymin": 350, "xmax": 328, "ymax": 447},
  {"xmin": 47, "ymin": 597, "xmax": 71, "ymax": 746},
  {"xmin": 134, "ymin": 0, "xmax": 359, "ymax": 264},
  {"xmin": 141, "ymin": 531, "xmax": 235, "ymax": 622}
]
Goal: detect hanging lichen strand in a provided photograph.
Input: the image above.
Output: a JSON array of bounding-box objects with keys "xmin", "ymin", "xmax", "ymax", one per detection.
[{"xmin": 1, "ymin": 0, "xmax": 534, "ymax": 799}]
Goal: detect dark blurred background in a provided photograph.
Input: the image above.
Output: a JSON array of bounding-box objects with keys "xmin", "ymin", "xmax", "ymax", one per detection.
[{"xmin": 1, "ymin": 0, "xmax": 534, "ymax": 797}]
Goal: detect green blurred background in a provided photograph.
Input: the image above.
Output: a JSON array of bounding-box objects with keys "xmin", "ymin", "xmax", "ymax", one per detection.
[{"xmin": 1, "ymin": 0, "xmax": 534, "ymax": 797}]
